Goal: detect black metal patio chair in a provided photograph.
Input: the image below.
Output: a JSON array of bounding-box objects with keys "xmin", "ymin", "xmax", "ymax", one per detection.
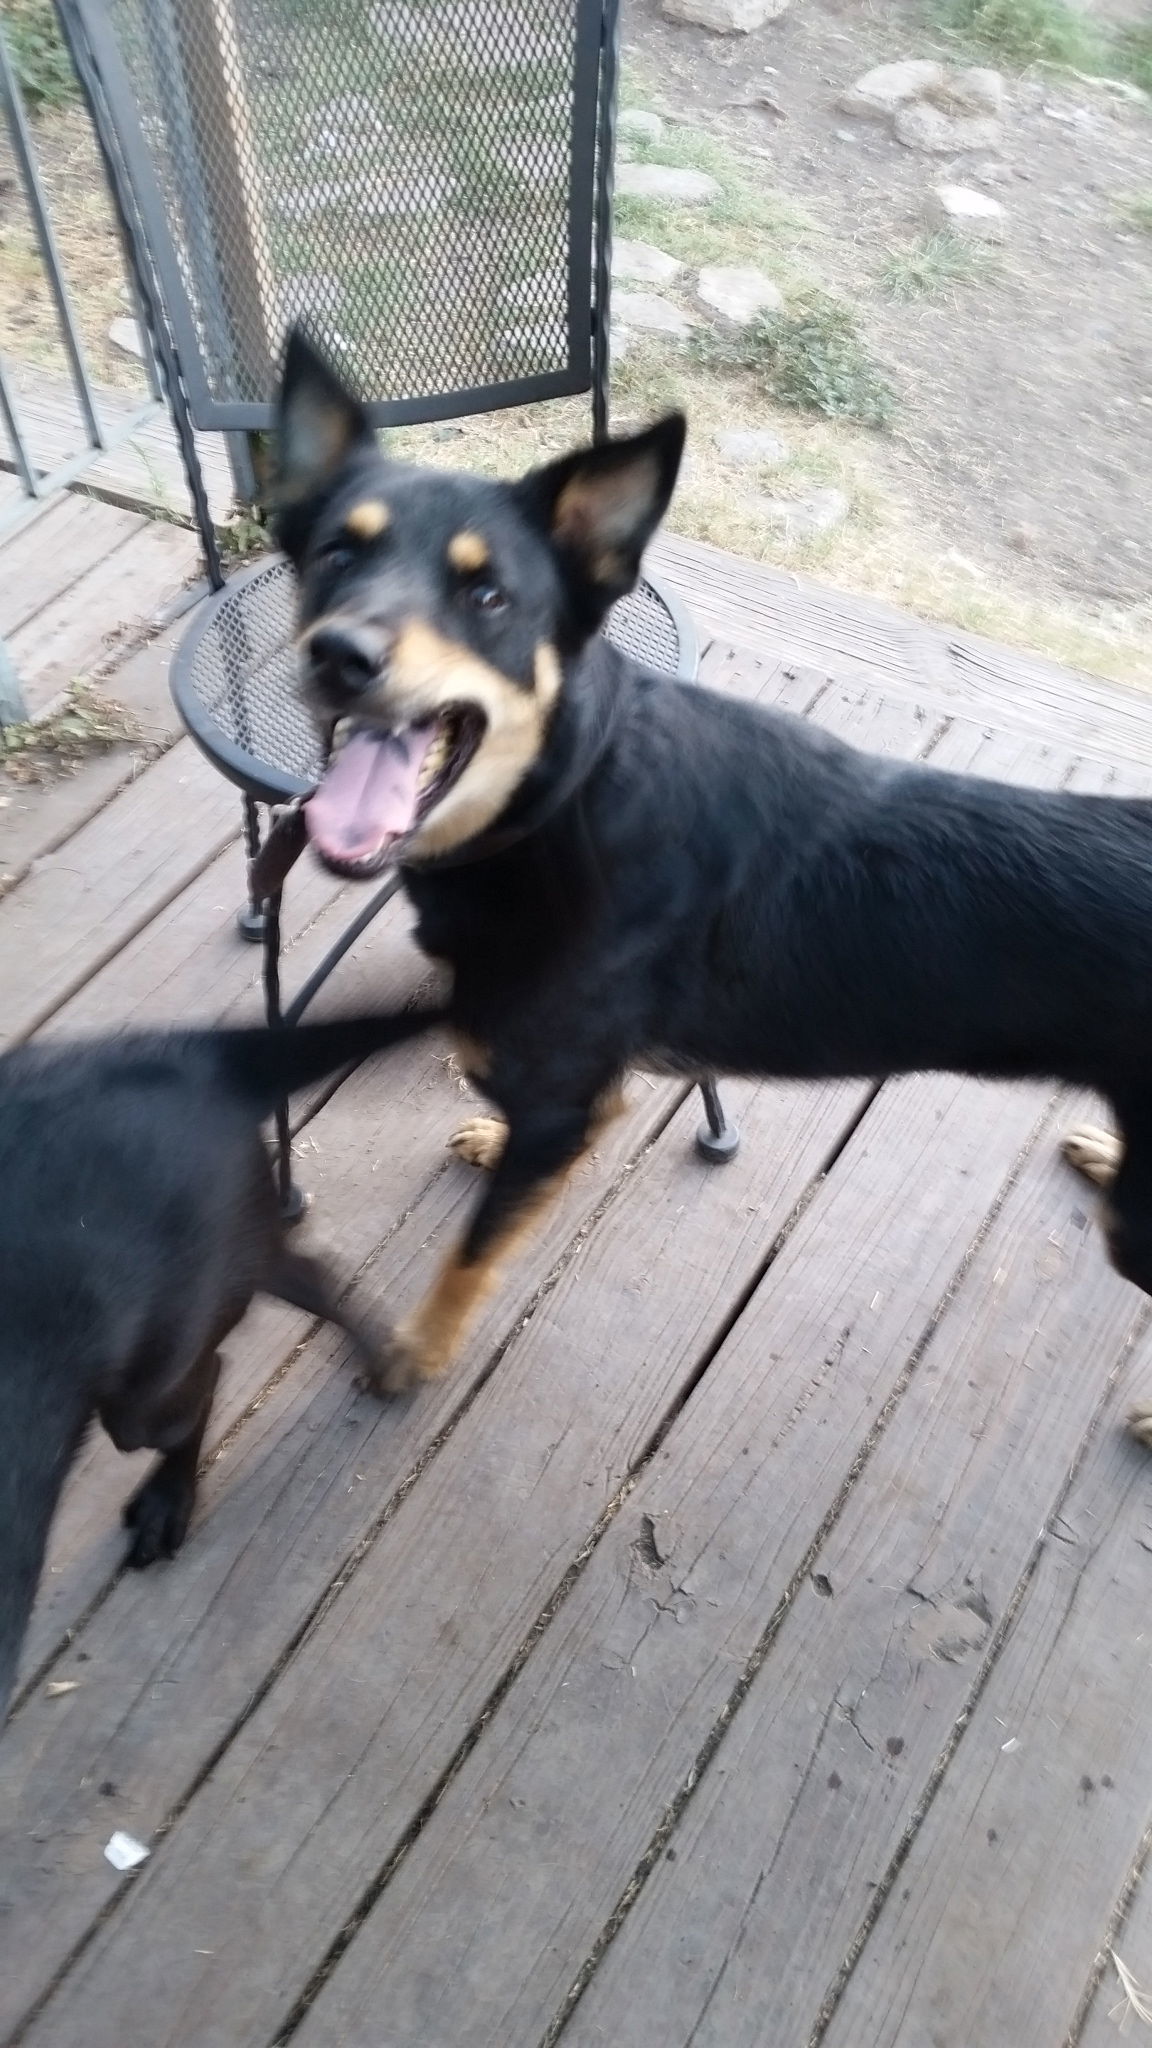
[{"xmin": 57, "ymin": 0, "xmax": 739, "ymax": 1210}]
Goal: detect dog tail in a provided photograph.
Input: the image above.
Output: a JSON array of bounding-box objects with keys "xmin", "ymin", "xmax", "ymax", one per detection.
[
  {"xmin": 0, "ymin": 1357, "xmax": 91, "ymax": 1719},
  {"xmin": 208, "ymin": 1003, "xmax": 448, "ymax": 1119}
]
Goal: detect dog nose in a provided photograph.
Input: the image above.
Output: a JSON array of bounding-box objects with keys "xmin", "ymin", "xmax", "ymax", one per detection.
[{"xmin": 308, "ymin": 621, "xmax": 391, "ymax": 703}]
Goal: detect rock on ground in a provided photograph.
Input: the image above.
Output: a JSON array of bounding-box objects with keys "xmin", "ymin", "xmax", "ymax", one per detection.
[
  {"xmin": 618, "ymin": 109, "xmax": 665, "ymax": 144},
  {"xmin": 713, "ymin": 427, "xmax": 791, "ymax": 467},
  {"xmin": 613, "ymin": 239, "xmax": 685, "ymax": 286},
  {"xmin": 107, "ymin": 317, "xmax": 144, "ymax": 360},
  {"xmin": 934, "ymin": 67, "xmax": 1005, "ymax": 117},
  {"xmin": 697, "ymin": 264, "xmax": 784, "ymax": 323},
  {"xmin": 926, "ymin": 184, "xmax": 1007, "ymax": 241},
  {"xmin": 614, "ymin": 291, "xmax": 698, "ymax": 338},
  {"xmin": 894, "ymin": 104, "xmax": 1002, "ymax": 154},
  {"xmin": 838, "ymin": 60, "xmax": 945, "ymax": 120},
  {"xmin": 661, "ymin": 0, "xmax": 789, "ymax": 31},
  {"xmin": 616, "ymin": 163, "xmax": 723, "ymax": 205},
  {"xmin": 753, "ymin": 487, "xmax": 850, "ymax": 538}
]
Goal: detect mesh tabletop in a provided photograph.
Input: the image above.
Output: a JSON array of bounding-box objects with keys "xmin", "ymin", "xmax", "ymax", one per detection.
[{"xmin": 171, "ymin": 555, "xmax": 696, "ymax": 804}]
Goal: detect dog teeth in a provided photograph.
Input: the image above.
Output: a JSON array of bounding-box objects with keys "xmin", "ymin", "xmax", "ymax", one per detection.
[
  {"xmin": 416, "ymin": 728, "xmax": 451, "ymax": 792},
  {"xmin": 331, "ymin": 718, "xmax": 352, "ymax": 751}
]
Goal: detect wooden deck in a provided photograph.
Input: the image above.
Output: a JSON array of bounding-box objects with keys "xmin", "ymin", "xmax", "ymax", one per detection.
[{"xmin": 3, "ymin": 530, "xmax": 1152, "ymax": 2048}]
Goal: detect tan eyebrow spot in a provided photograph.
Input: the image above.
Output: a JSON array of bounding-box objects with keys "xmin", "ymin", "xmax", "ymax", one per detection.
[
  {"xmin": 447, "ymin": 530, "xmax": 490, "ymax": 574},
  {"xmin": 345, "ymin": 499, "xmax": 390, "ymax": 540}
]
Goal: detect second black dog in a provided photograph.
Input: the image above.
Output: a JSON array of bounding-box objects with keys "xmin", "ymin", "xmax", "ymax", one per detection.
[{"xmin": 0, "ymin": 1006, "xmax": 442, "ymax": 1716}]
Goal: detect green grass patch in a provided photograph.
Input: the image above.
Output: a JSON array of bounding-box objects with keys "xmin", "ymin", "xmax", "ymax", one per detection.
[
  {"xmin": 614, "ymin": 109, "xmax": 813, "ymax": 294},
  {"xmin": 695, "ymin": 293, "xmax": 895, "ymax": 430},
  {"xmin": 879, "ymin": 231, "xmax": 999, "ymax": 300},
  {"xmin": 1115, "ymin": 190, "xmax": 1152, "ymax": 233},
  {"xmin": 1, "ymin": 0, "xmax": 79, "ymax": 114},
  {"xmin": 620, "ymin": 117, "xmax": 808, "ymax": 236},
  {"xmin": 1112, "ymin": 25, "xmax": 1152, "ymax": 94},
  {"xmin": 927, "ymin": 0, "xmax": 1099, "ymax": 68},
  {"xmin": 928, "ymin": 0, "xmax": 1152, "ymax": 89}
]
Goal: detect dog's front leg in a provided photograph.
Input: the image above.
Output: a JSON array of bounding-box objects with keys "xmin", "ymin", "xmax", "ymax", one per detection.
[
  {"xmin": 376, "ymin": 1087, "xmax": 623, "ymax": 1392},
  {"xmin": 120, "ymin": 1346, "xmax": 223, "ymax": 1568}
]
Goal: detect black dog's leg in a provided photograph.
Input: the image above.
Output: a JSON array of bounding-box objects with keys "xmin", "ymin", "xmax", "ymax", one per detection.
[
  {"xmin": 122, "ymin": 1348, "xmax": 222, "ymax": 1569},
  {"xmin": 1094, "ymin": 1098, "xmax": 1152, "ymax": 1451},
  {"xmin": 266, "ymin": 1246, "xmax": 391, "ymax": 1380},
  {"xmin": 377, "ymin": 1084, "xmax": 624, "ymax": 1392}
]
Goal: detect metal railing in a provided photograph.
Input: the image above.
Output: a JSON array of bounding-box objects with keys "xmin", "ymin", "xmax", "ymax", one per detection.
[{"xmin": 0, "ymin": 12, "xmax": 166, "ymax": 718}]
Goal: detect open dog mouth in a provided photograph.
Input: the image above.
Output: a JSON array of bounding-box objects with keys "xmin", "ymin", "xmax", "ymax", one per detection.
[{"xmin": 304, "ymin": 707, "xmax": 485, "ymax": 877}]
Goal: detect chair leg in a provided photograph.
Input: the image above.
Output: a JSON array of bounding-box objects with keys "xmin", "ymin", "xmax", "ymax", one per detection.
[
  {"xmin": 237, "ymin": 794, "xmax": 269, "ymax": 943},
  {"xmin": 262, "ymin": 884, "xmax": 306, "ymax": 1223},
  {"xmin": 696, "ymin": 1076, "xmax": 740, "ymax": 1163}
]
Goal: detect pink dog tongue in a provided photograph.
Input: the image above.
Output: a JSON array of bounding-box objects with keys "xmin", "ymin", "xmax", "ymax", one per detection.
[{"xmin": 306, "ymin": 725, "xmax": 437, "ymax": 865}]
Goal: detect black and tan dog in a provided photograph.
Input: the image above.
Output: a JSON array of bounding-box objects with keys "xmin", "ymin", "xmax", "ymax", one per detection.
[
  {"xmin": 275, "ymin": 329, "xmax": 1152, "ymax": 1418},
  {"xmin": 0, "ymin": 1006, "xmax": 442, "ymax": 1715}
]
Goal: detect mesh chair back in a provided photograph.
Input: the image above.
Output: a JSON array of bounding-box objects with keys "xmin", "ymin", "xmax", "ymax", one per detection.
[{"xmin": 63, "ymin": 0, "xmax": 609, "ymax": 429}]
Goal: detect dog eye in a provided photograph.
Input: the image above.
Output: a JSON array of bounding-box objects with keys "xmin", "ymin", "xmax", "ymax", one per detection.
[
  {"xmin": 315, "ymin": 538, "xmax": 354, "ymax": 570},
  {"xmin": 468, "ymin": 582, "xmax": 508, "ymax": 615}
]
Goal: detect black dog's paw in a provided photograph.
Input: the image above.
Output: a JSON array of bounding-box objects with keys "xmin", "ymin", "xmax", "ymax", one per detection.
[{"xmin": 122, "ymin": 1462, "xmax": 196, "ymax": 1569}]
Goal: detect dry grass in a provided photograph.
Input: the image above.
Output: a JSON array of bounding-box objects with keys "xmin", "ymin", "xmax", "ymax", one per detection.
[
  {"xmin": 880, "ymin": 232, "xmax": 1001, "ymax": 302},
  {"xmin": 1115, "ymin": 192, "xmax": 1152, "ymax": 235},
  {"xmin": 0, "ymin": 107, "xmax": 143, "ymax": 393},
  {"xmin": 0, "ymin": 682, "xmax": 139, "ymax": 784},
  {"xmin": 393, "ymin": 335, "xmax": 1152, "ymax": 691},
  {"xmin": 1108, "ymin": 1948, "xmax": 1152, "ymax": 2033}
]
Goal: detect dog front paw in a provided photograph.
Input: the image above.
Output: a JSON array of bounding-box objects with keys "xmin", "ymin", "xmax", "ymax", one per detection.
[
  {"xmin": 1128, "ymin": 1403, "xmax": 1152, "ymax": 1451},
  {"xmin": 1062, "ymin": 1123, "xmax": 1123, "ymax": 1189},
  {"xmin": 449, "ymin": 1115, "xmax": 507, "ymax": 1170},
  {"xmin": 360, "ymin": 1321, "xmax": 440, "ymax": 1396},
  {"xmin": 122, "ymin": 1461, "xmax": 197, "ymax": 1568}
]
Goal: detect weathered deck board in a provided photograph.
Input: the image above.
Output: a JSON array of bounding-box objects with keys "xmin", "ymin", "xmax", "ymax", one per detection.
[
  {"xmin": 0, "ymin": 495, "xmax": 145, "ymax": 639},
  {"xmin": 0, "ymin": 611, "xmax": 192, "ymax": 897},
  {"xmin": 0, "ymin": 739, "xmax": 241, "ymax": 1047},
  {"xmin": 280, "ymin": 1063, "xmax": 1067, "ymax": 2048},
  {"xmin": 557, "ymin": 1104, "xmax": 1144, "ymax": 2048},
  {"xmin": 5, "ymin": 686, "xmax": 1058, "ymax": 2046},
  {"xmin": 0, "ymin": 1057, "xmax": 686, "ymax": 2027},
  {"xmin": 5, "ymin": 518, "xmax": 198, "ymax": 718},
  {"xmin": 7, "ymin": 1066, "xmax": 869, "ymax": 2048},
  {"xmin": 651, "ymin": 530, "xmax": 1152, "ymax": 767},
  {"xmin": 4, "ymin": 518, "xmax": 1152, "ymax": 2048},
  {"xmin": 817, "ymin": 1342, "xmax": 1152, "ymax": 2048}
]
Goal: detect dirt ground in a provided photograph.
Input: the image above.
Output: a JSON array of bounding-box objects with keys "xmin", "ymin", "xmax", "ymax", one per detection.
[{"xmin": 628, "ymin": 0, "xmax": 1152, "ymax": 612}]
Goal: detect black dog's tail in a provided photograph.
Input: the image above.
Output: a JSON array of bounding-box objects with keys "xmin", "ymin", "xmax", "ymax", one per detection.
[
  {"xmin": 0, "ymin": 1358, "xmax": 90, "ymax": 1719},
  {"xmin": 207, "ymin": 1003, "xmax": 449, "ymax": 1119}
]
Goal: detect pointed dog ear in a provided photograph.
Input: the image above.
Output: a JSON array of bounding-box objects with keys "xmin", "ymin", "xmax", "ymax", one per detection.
[
  {"xmin": 273, "ymin": 326, "xmax": 377, "ymax": 542},
  {"xmin": 515, "ymin": 414, "xmax": 686, "ymax": 639}
]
